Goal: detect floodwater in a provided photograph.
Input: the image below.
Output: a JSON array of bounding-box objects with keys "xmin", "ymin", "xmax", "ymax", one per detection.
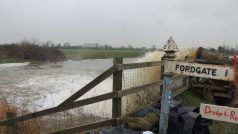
[
  {"xmin": 0, "ymin": 49, "xmax": 196, "ymax": 117},
  {"xmin": 0, "ymin": 58, "xmax": 136, "ymax": 116}
]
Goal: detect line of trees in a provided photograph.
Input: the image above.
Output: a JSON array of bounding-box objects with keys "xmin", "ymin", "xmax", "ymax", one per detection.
[{"xmin": 35, "ymin": 41, "xmax": 158, "ymax": 51}]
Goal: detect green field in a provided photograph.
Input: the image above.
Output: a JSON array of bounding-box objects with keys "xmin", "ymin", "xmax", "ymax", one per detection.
[
  {"xmin": 0, "ymin": 58, "xmax": 42, "ymax": 64},
  {"xmin": 0, "ymin": 58, "xmax": 26, "ymax": 64},
  {"xmin": 60, "ymin": 49, "xmax": 147, "ymax": 60},
  {"xmin": 0, "ymin": 49, "xmax": 146, "ymax": 64},
  {"xmin": 175, "ymin": 90, "xmax": 238, "ymax": 134}
]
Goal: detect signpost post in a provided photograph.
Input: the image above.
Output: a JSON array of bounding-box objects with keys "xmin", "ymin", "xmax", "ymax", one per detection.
[{"xmin": 159, "ymin": 37, "xmax": 179, "ymax": 134}]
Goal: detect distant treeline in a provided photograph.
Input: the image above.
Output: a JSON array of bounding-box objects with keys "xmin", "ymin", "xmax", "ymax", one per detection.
[
  {"xmin": 0, "ymin": 41, "xmax": 66, "ymax": 62},
  {"xmin": 44, "ymin": 42, "xmax": 157, "ymax": 51},
  {"xmin": 48, "ymin": 42, "xmax": 237, "ymax": 53}
]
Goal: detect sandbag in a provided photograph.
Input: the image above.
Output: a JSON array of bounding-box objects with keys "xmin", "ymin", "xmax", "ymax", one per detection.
[
  {"xmin": 123, "ymin": 112, "xmax": 160, "ymax": 131},
  {"xmin": 134, "ymin": 103, "xmax": 160, "ymax": 117}
]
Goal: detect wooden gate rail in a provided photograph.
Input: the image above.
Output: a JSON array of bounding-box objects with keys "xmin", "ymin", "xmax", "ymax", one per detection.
[
  {"xmin": 119, "ymin": 81, "xmax": 162, "ymax": 97},
  {"xmin": 191, "ymin": 84, "xmax": 232, "ymax": 99},
  {"xmin": 116, "ymin": 61, "xmax": 162, "ymax": 70},
  {"xmin": 192, "ymin": 84, "xmax": 227, "ymax": 91},
  {"xmin": 58, "ymin": 66, "xmax": 116, "ymax": 107}
]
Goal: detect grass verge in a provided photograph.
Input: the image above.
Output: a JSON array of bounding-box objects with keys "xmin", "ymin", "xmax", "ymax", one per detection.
[
  {"xmin": 0, "ymin": 58, "xmax": 27, "ymax": 64},
  {"xmin": 0, "ymin": 98, "xmax": 104, "ymax": 133},
  {"xmin": 0, "ymin": 98, "xmax": 46, "ymax": 134},
  {"xmin": 60, "ymin": 49, "xmax": 146, "ymax": 60},
  {"xmin": 174, "ymin": 90, "xmax": 238, "ymax": 134}
]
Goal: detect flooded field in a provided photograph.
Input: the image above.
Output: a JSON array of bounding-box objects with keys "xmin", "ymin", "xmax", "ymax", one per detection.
[
  {"xmin": 0, "ymin": 48, "xmax": 195, "ymax": 116},
  {"xmin": 0, "ymin": 59, "xmax": 135, "ymax": 114}
]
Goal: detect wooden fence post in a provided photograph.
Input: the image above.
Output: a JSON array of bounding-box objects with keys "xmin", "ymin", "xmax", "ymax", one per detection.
[
  {"xmin": 112, "ymin": 57, "xmax": 123, "ymax": 120},
  {"xmin": 7, "ymin": 112, "xmax": 17, "ymax": 134},
  {"xmin": 183, "ymin": 77, "xmax": 188, "ymax": 87}
]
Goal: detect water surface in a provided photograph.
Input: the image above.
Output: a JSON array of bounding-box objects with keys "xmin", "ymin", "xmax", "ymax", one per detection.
[{"xmin": 0, "ymin": 58, "xmax": 136, "ymax": 116}]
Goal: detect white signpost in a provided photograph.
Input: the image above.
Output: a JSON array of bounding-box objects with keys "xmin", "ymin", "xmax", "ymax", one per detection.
[
  {"xmin": 164, "ymin": 60, "xmax": 236, "ymax": 124},
  {"xmin": 164, "ymin": 61, "xmax": 234, "ymax": 81},
  {"xmin": 200, "ymin": 103, "xmax": 238, "ymax": 123},
  {"xmin": 159, "ymin": 37, "xmax": 235, "ymax": 134}
]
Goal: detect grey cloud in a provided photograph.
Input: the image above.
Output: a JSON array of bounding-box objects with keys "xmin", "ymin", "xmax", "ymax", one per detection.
[{"xmin": 0, "ymin": 0, "xmax": 238, "ymax": 48}]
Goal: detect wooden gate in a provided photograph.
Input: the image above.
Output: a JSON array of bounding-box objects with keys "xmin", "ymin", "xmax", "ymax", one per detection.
[{"xmin": 0, "ymin": 57, "xmax": 190, "ymax": 134}]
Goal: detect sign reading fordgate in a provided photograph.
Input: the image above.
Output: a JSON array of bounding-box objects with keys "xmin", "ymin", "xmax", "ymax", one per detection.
[
  {"xmin": 200, "ymin": 103, "xmax": 238, "ymax": 124},
  {"xmin": 164, "ymin": 61, "xmax": 234, "ymax": 81}
]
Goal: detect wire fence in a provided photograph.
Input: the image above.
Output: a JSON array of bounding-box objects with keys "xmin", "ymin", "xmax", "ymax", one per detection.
[{"xmin": 122, "ymin": 65, "xmax": 162, "ymax": 114}]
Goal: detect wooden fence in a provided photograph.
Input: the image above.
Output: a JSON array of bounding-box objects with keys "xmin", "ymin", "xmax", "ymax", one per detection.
[{"xmin": 0, "ymin": 57, "xmax": 190, "ymax": 134}]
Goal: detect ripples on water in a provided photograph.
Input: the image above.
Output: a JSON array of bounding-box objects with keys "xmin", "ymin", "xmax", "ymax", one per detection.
[{"xmin": 0, "ymin": 59, "xmax": 135, "ymax": 117}]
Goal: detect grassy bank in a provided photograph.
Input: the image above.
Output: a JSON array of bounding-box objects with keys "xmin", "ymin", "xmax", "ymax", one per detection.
[
  {"xmin": 0, "ymin": 58, "xmax": 43, "ymax": 64},
  {"xmin": 175, "ymin": 90, "xmax": 238, "ymax": 134},
  {"xmin": 60, "ymin": 49, "xmax": 147, "ymax": 60},
  {"xmin": 0, "ymin": 58, "xmax": 27, "ymax": 64},
  {"xmin": 0, "ymin": 98, "xmax": 104, "ymax": 133}
]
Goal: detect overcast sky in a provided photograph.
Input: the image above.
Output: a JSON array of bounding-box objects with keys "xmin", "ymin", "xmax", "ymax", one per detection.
[{"xmin": 0, "ymin": 0, "xmax": 238, "ymax": 48}]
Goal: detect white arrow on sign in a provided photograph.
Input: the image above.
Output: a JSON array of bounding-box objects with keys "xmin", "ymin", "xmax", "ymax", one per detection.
[
  {"xmin": 200, "ymin": 103, "xmax": 238, "ymax": 124},
  {"xmin": 164, "ymin": 61, "xmax": 234, "ymax": 81}
]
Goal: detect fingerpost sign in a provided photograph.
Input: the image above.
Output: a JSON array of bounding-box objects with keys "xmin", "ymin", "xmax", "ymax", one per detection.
[{"xmin": 164, "ymin": 61, "xmax": 234, "ymax": 81}]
